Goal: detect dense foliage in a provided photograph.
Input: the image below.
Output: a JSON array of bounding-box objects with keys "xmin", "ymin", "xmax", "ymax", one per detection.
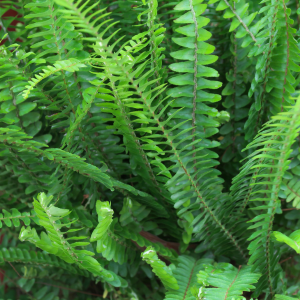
[{"xmin": 1, "ymin": 0, "xmax": 300, "ymax": 299}]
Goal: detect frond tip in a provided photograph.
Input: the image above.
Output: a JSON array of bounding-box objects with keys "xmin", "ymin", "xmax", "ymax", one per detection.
[
  {"xmin": 273, "ymin": 230, "xmax": 300, "ymax": 254},
  {"xmin": 141, "ymin": 246, "xmax": 179, "ymax": 290},
  {"xmin": 90, "ymin": 200, "xmax": 113, "ymax": 242},
  {"xmin": 19, "ymin": 192, "xmax": 123, "ymax": 286},
  {"xmin": 22, "ymin": 58, "xmax": 87, "ymax": 99}
]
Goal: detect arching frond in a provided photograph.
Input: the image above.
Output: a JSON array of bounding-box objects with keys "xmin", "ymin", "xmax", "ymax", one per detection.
[
  {"xmin": 22, "ymin": 59, "xmax": 87, "ymax": 99},
  {"xmin": 232, "ymin": 100, "xmax": 300, "ymax": 296}
]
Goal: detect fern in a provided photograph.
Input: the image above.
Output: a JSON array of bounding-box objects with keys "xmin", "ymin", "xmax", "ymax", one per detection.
[
  {"xmin": 90, "ymin": 200, "xmax": 113, "ymax": 242},
  {"xmin": 22, "ymin": 58, "xmax": 87, "ymax": 100},
  {"xmin": 0, "ymin": 247, "xmax": 91, "ymax": 278},
  {"xmin": 275, "ymin": 296, "xmax": 300, "ymax": 300},
  {"xmin": 91, "ymin": 200, "xmax": 177, "ymax": 264},
  {"xmin": 0, "ymin": 208, "xmax": 36, "ymax": 228},
  {"xmin": 19, "ymin": 192, "xmax": 127, "ymax": 287},
  {"xmin": 141, "ymin": 246, "xmax": 179, "ymax": 290},
  {"xmin": 197, "ymin": 263, "xmax": 261, "ymax": 300},
  {"xmin": 273, "ymin": 229, "xmax": 300, "ymax": 254},
  {"xmin": 280, "ymin": 175, "xmax": 300, "ymax": 209},
  {"xmin": 165, "ymin": 256, "xmax": 213, "ymax": 300},
  {"xmin": 2, "ymin": 0, "xmax": 300, "ymax": 299},
  {"xmin": 232, "ymin": 100, "xmax": 300, "ymax": 297}
]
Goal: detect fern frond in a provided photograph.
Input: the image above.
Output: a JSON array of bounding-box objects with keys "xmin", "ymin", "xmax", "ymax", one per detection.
[
  {"xmin": 244, "ymin": 0, "xmax": 299, "ymax": 140},
  {"xmin": 1, "ymin": 127, "xmax": 170, "ymax": 216},
  {"xmin": 61, "ymin": 85, "xmax": 103, "ymax": 149},
  {"xmin": 232, "ymin": 100, "xmax": 300, "ymax": 296},
  {"xmin": 165, "ymin": 256, "xmax": 213, "ymax": 300},
  {"xmin": 168, "ymin": 0, "xmax": 222, "ymax": 142},
  {"xmin": 22, "ymin": 59, "xmax": 87, "ymax": 99},
  {"xmin": 159, "ymin": 0, "xmax": 246, "ymax": 251},
  {"xmin": 53, "ymin": 0, "xmax": 115, "ymax": 45},
  {"xmin": 19, "ymin": 192, "xmax": 125, "ymax": 286},
  {"xmin": 212, "ymin": 0, "xmax": 257, "ymax": 42},
  {"xmin": 90, "ymin": 200, "xmax": 113, "ymax": 242},
  {"xmin": 0, "ymin": 46, "xmax": 47, "ymax": 133},
  {"xmin": 215, "ymin": 1, "xmax": 255, "ymax": 176},
  {"xmin": 95, "ymin": 218, "xmax": 139, "ymax": 265},
  {"xmin": 142, "ymin": 246, "xmax": 179, "ymax": 290},
  {"xmin": 91, "ymin": 67, "xmax": 169, "ymax": 199},
  {"xmin": 280, "ymin": 174, "xmax": 300, "ymax": 209},
  {"xmin": 197, "ymin": 262, "xmax": 261, "ymax": 300},
  {"xmin": 24, "ymin": 0, "xmax": 79, "ymax": 61},
  {"xmin": 275, "ymin": 295, "xmax": 299, "ymax": 300},
  {"xmin": 0, "ymin": 208, "xmax": 35, "ymax": 228},
  {"xmin": 91, "ymin": 200, "xmax": 175, "ymax": 264},
  {"xmin": 142, "ymin": 0, "xmax": 167, "ymax": 88},
  {"xmin": 0, "ymin": 128, "xmax": 113, "ymax": 190},
  {"xmin": 0, "ymin": 247, "xmax": 90, "ymax": 278},
  {"xmin": 273, "ymin": 229, "xmax": 300, "ymax": 253}
]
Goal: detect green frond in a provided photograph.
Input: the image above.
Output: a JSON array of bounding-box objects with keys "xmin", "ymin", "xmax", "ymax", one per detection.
[
  {"xmin": 273, "ymin": 229, "xmax": 300, "ymax": 254},
  {"xmin": 0, "ymin": 128, "xmax": 113, "ymax": 192},
  {"xmin": 90, "ymin": 201, "xmax": 135, "ymax": 265},
  {"xmin": 24, "ymin": 0, "xmax": 79, "ymax": 61},
  {"xmin": 159, "ymin": 0, "xmax": 244, "ymax": 253},
  {"xmin": 0, "ymin": 45, "xmax": 47, "ymax": 134},
  {"xmin": 165, "ymin": 256, "xmax": 213, "ymax": 300},
  {"xmin": 90, "ymin": 68, "xmax": 169, "ymax": 200},
  {"xmin": 197, "ymin": 262, "xmax": 261, "ymax": 300},
  {"xmin": 280, "ymin": 174, "xmax": 300, "ymax": 209},
  {"xmin": 244, "ymin": 0, "xmax": 298, "ymax": 140},
  {"xmin": 90, "ymin": 200, "xmax": 113, "ymax": 242},
  {"xmin": 232, "ymin": 99, "xmax": 300, "ymax": 296},
  {"xmin": 142, "ymin": 0, "xmax": 168, "ymax": 87},
  {"xmin": 0, "ymin": 247, "xmax": 91, "ymax": 278},
  {"xmin": 53, "ymin": 0, "xmax": 115, "ymax": 45},
  {"xmin": 19, "ymin": 192, "xmax": 125, "ymax": 287},
  {"xmin": 62, "ymin": 85, "xmax": 103, "ymax": 149},
  {"xmin": 91, "ymin": 199, "xmax": 175, "ymax": 264},
  {"xmin": 275, "ymin": 296, "xmax": 299, "ymax": 300},
  {"xmin": 95, "ymin": 218, "xmax": 140, "ymax": 265},
  {"xmin": 142, "ymin": 246, "xmax": 179, "ymax": 290},
  {"xmin": 0, "ymin": 208, "xmax": 36, "ymax": 228},
  {"xmin": 212, "ymin": 0, "xmax": 257, "ymax": 41},
  {"xmin": 22, "ymin": 58, "xmax": 87, "ymax": 99}
]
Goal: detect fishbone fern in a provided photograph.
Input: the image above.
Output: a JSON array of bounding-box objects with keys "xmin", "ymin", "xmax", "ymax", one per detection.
[{"xmin": 1, "ymin": 0, "xmax": 300, "ymax": 299}]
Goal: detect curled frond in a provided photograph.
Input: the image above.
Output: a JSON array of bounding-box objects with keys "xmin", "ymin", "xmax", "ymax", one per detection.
[{"xmin": 142, "ymin": 246, "xmax": 179, "ymax": 290}]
